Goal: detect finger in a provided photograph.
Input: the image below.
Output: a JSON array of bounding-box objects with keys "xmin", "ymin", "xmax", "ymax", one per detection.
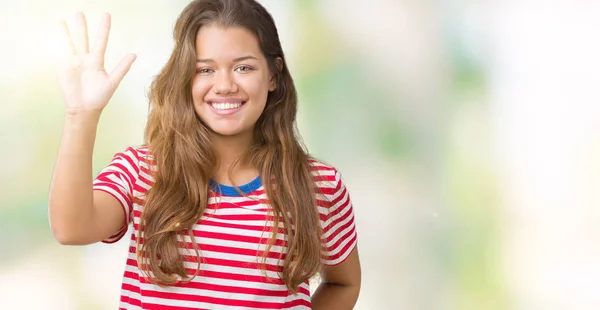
[
  {"xmin": 74, "ymin": 12, "xmax": 89, "ymax": 54},
  {"xmin": 92, "ymin": 13, "xmax": 111, "ymax": 58},
  {"xmin": 57, "ymin": 20, "xmax": 76, "ymax": 56},
  {"xmin": 109, "ymin": 54, "xmax": 137, "ymax": 86}
]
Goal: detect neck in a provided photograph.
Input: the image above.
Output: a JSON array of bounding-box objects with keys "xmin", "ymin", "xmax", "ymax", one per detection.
[{"xmin": 211, "ymin": 130, "xmax": 256, "ymax": 185}]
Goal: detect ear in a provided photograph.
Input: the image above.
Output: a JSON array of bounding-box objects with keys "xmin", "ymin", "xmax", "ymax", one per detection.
[{"xmin": 269, "ymin": 57, "xmax": 283, "ymax": 91}]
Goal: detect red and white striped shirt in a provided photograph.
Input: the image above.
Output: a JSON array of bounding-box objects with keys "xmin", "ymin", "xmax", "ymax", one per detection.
[{"xmin": 93, "ymin": 146, "xmax": 358, "ymax": 310}]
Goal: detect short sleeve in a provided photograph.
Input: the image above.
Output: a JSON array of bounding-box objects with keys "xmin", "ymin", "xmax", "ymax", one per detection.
[
  {"xmin": 319, "ymin": 170, "xmax": 358, "ymax": 266},
  {"xmin": 92, "ymin": 147, "xmax": 141, "ymax": 243}
]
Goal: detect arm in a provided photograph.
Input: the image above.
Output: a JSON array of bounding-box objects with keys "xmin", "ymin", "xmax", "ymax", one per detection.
[
  {"xmin": 48, "ymin": 112, "xmax": 126, "ymax": 245},
  {"xmin": 312, "ymin": 167, "xmax": 361, "ymax": 309},
  {"xmin": 311, "ymin": 247, "xmax": 361, "ymax": 309},
  {"xmin": 47, "ymin": 12, "xmax": 136, "ymax": 245}
]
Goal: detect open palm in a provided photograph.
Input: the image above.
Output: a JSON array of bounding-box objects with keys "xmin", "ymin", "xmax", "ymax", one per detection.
[{"xmin": 55, "ymin": 12, "xmax": 136, "ymax": 114}]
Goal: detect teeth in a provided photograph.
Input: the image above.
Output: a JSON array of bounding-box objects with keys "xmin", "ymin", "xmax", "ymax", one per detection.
[{"xmin": 211, "ymin": 102, "xmax": 241, "ymax": 110}]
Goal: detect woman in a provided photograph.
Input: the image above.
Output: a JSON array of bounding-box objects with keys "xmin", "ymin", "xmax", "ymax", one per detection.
[{"xmin": 48, "ymin": 0, "xmax": 361, "ymax": 309}]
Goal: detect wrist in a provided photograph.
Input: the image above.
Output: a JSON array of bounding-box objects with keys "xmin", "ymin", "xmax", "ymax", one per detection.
[
  {"xmin": 63, "ymin": 109, "xmax": 102, "ymax": 128},
  {"xmin": 65, "ymin": 108, "xmax": 102, "ymax": 119},
  {"xmin": 66, "ymin": 106, "xmax": 102, "ymax": 114}
]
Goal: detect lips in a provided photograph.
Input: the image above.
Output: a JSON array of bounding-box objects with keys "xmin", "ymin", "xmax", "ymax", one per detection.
[
  {"xmin": 206, "ymin": 99, "xmax": 246, "ymax": 115},
  {"xmin": 210, "ymin": 102, "xmax": 242, "ymax": 110}
]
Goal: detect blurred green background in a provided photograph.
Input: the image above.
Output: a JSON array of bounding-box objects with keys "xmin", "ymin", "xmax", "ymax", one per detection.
[{"xmin": 2, "ymin": 1, "xmax": 600, "ymax": 309}]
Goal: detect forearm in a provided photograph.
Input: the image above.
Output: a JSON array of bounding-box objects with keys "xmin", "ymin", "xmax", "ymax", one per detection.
[
  {"xmin": 311, "ymin": 282, "xmax": 360, "ymax": 310},
  {"xmin": 48, "ymin": 112, "xmax": 101, "ymax": 242}
]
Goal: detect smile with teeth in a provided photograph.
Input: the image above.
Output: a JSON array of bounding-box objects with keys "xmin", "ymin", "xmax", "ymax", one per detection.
[{"xmin": 210, "ymin": 102, "xmax": 243, "ymax": 110}]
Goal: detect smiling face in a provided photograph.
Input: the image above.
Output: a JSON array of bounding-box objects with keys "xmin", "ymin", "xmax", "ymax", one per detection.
[{"xmin": 192, "ymin": 25, "xmax": 276, "ymax": 138}]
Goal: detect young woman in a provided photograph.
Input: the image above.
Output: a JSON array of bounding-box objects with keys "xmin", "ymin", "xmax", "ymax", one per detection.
[{"xmin": 48, "ymin": 0, "xmax": 360, "ymax": 309}]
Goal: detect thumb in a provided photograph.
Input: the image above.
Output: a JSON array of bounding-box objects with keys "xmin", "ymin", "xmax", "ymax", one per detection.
[{"xmin": 109, "ymin": 53, "xmax": 137, "ymax": 87}]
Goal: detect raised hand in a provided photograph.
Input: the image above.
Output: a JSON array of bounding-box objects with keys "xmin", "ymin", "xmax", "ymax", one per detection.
[{"xmin": 55, "ymin": 12, "xmax": 136, "ymax": 115}]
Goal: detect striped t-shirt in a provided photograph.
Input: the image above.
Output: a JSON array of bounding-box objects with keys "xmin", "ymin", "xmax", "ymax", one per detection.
[{"xmin": 92, "ymin": 146, "xmax": 358, "ymax": 310}]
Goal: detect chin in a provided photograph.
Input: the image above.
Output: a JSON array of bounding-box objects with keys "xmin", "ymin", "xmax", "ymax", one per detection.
[
  {"xmin": 212, "ymin": 130, "xmax": 240, "ymax": 137},
  {"xmin": 207, "ymin": 125, "xmax": 248, "ymax": 137}
]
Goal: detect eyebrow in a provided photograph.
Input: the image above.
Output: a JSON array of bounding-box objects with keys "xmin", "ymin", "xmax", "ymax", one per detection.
[{"xmin": 196, "ymin": 55, "xmax": 258, "ymax": 63}]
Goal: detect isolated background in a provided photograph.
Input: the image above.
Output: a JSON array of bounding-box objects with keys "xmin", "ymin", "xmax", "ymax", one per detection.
[{"xmin": 1, "ymin": 0, "xmax": 599, "ymax": 309}]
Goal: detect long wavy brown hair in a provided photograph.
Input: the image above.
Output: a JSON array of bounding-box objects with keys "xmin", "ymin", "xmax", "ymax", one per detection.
[{"xmin": 137, "ymin": 0, "xmax": 322, "ymax": 293}]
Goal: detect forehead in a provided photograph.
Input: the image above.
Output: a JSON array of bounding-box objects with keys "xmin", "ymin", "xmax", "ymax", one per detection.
[{"xmin": 195, "ymin": 25, "xmax": 262, "ymax": 59}]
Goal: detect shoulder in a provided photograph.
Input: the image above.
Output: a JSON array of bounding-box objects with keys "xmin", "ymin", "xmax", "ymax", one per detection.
[
  {"xmin": 123, "ymin": 145, "xmax": 150, "ymax": 158},
  {"xmin": 309, "ymin": 159, "xmax": 355, "ymax": 230},
  {"xmin": 308, "ymin": 158, "xmax": 344, "ymax": 196},
  {"xmin": 103, "ymin": 145, "xmax": 154, "ymax": 178},
  {"xmin": 308, "ymin": 157, "xmax": 338, "ymax": 179},
  {"xmin": 114, "ymin": 145, "xmax": 152, "ymax": 165}
]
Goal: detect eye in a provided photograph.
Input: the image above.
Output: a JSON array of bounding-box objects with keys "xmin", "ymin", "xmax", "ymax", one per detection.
[
  {"xmin": 234, "ymin": 65, "xmax": 253, "ymax": 73},
  {"xmin": 196, "ymin": 68, "xmax": 213, "ymax": 75}
]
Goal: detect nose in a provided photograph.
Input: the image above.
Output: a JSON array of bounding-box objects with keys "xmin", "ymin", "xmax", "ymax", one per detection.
[{"xmin": 213, "ymin": 70, "xmax": 238, "ymax": 94}]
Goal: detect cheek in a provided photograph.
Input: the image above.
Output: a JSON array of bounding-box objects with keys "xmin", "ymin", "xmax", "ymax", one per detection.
[
  {"xmin": 191, "ymin": 77, "xmax": 212, "ymax": 102},
  {"xmin": 240, "ymin": 76, "xmax": 270, "ymax": 100}
]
